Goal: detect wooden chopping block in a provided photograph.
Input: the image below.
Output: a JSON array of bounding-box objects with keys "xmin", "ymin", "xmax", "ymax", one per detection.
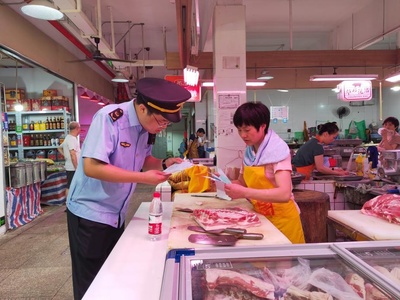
[{"xmin": 293, "ymin": 189, "xmax": 330, "ymax": 243}]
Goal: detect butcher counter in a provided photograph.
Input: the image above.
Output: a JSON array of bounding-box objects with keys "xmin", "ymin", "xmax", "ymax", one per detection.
[
  {"xmin": 83, "ymin": 193, "xmax": 291, "ymax": 300},
  {"xmin": 328, "ymin": 210, "xmax": 400, "ymax": 241}
]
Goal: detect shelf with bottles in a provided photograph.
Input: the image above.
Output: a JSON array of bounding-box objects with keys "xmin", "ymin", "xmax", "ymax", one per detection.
[
  {"xmin": 7, "ymin": 115, "xmax": 67, "ymax": 133},
  {"xmin": 6, "ymin": 109, "xmax": 71, "ymax": 160}
]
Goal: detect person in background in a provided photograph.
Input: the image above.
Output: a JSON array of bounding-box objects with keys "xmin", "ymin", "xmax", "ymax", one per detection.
[
  {"xmin": 178, "ymin": 138, "xmax": 187, "ymax": 158},
  {"xmin": 66, "ymin": 78, "xmax": 191, "ymax": 299},
  {"xmin": 377, "ymin": 116, "xmax": 400, "ymax": 151},
  {"xmin": 188, "ymin": 128, "xmax": 206, "ymax": 158},
  {"xmin": 292, "ymin": 122, "xmax": 349, "ymax": 180},
  {"xmin": 57, "ymin": 121, "xmax": 81, "ymax": 197},
  {"xmin": 224, "ymin": 102, "xmax": 305, "ymax": 244}
]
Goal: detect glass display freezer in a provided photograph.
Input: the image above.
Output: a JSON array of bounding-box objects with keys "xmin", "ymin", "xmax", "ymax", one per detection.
[{"xmin": 161, "ymin": 241, "xmax": 400, "ymax": 299}]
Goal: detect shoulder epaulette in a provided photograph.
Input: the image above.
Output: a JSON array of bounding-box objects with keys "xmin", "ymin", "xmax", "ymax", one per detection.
[{"xmin": 109, "ymin": 108, "xmax": 123, "ymax": 122}]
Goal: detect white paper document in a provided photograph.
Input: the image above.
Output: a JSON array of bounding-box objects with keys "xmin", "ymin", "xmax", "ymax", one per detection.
[
  {"xmin": 207, "ymin": 168, "xmax": 232, "ymax": 201},
  {"xmin": 163, "ymin": 161, "xmax": 193, "ymax": 174}
]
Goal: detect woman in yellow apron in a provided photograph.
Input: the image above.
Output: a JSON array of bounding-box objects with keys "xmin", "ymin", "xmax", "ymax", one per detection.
[{"xmin": 224, "ymin": 102, "xmax": 305, "ymax": 244}]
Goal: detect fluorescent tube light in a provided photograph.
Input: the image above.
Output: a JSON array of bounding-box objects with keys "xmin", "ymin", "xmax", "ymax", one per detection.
[
  {"xmin": 201, "ymin": 82, "xmax": 266, "ymax": 87},
  {"xmin": 310, "ymin": 74, "xmax": 378, "ymax": 81},
  {"xmin": 184, "ymin": 65, "xmax": 199, "ymax": 86},
  {"xmin": 390, "ymin": 86, "xmax": 400, "ymax": 91},
  {"xmin": 385, "ymin": 71, "xmax": 400, "ymax": 83}
]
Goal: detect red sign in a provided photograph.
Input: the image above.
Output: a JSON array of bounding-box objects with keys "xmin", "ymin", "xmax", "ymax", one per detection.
[
  {"xmin": 164, "ymin": 75, "xmax": 201, "ymax": 102},
  {"xmin": 338, "ymin": 81, "xmax": 372, "ymax": 102}
]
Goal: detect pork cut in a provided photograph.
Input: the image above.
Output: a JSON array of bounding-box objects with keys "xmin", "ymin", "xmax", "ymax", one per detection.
[
  {"xmin": 192, "ymin": 207, "xmax": 261, "ymax": 231},
  {"xmin": 205, "ymin": 268, "xmax": 275, "ymax": 299},
  {"xmin": 345, "ymin": 273, "xmax": 366, "ymax": 299},
  {"xmin": 361, "ymin": 194, "xmax": 400, "ymax": 225}
]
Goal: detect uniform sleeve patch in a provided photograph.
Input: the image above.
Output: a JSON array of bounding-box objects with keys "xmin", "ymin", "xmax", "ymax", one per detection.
[
  {"xmin": 109, "ymin": 108, "xmax": 123, "ymax": 122},
  {"xmin": 120, "ymin": 142, "xmax": 131, "ymax": 148}
]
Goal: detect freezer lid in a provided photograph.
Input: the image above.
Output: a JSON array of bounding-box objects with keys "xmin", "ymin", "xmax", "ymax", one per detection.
[
  {"xmin": 162, "ymin": 243, "xmax": 398, "ymax": 300},
  {"xmin": 333, "ymin": 240, "xmax": 400, "ymax": 296}
]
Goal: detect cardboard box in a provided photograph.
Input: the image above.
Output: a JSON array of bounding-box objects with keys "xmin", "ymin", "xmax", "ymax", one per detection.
[
  {"xmin": 5, "ymin": 88, "xmax": 25, "ymax": 100},
  {"xmin": 51, "ymin": 96, "xmax": 69, "ymax": 111},
  {"xmin": 43, "ymin": 89, "xmax": 57, "ymax": 97},
  {"xmin": 21, "ymin": 99, "xmax": 31, "ymax": 111},
  {"xmin": 30, "ymin": 99, "xmax": 41, "ymax": 111},
  {"xmin": 6, "ymin": 99, "xmax": 17, "ymax": 111},
  {"xmin": 40, "ymin": 97, "xmax": 52, "ymax": 111}
]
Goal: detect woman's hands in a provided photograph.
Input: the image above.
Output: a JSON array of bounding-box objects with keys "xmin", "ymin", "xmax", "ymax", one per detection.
[{"xmin": 224, "ymin": 183, "xmax": 248, "ymax": 199}]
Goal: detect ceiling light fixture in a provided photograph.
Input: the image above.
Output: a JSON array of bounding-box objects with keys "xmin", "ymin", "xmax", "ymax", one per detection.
[
  {"xmin": 310, "ymin": 74, "xmax": 378, "ymax": 81},
  {"xmin": 80, "ymin": 91, "xmax": 90, "ymax": 99},
  {"xmin": 385, "ymin": 70, "xmax": 400, "ymax": 83},
  {"xmin": 257, "ymin": 70, "xmax": 274, "ymax": 80},
  {"xmin": 201, "ymin": 82, "xmax": 266, "ymax": 87},
  {"xmin": 21, "ymin": 0, "xmax": 64, "ymax": 21},
  {"xmin": 184, "ymin": 65, "xmax": 199, "ymax": 86},
  {"xmin": 112, "ymin": 71, "xmax": 129, "ymax": 83},
  {"xmin": 90, "ymin": 95, "xmax": 98, "ymax": 102},
  {"xmin": 390, "ymin": 86, "xmax": 400, "ymax": 91}
]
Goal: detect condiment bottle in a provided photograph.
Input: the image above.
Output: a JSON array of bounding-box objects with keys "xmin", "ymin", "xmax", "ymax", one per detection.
[{"xmin": 355, "ymin": 154, "xmax": 364, "ymax": 176}]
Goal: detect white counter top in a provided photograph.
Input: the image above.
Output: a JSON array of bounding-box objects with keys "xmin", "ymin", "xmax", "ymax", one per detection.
[
  {"xmin": 83, "ymin": 194, "xmax": 291, "ymax": 300},
  {"xmin": 83, "ymin": 202, "xmax": 173, "ymax": 300}
]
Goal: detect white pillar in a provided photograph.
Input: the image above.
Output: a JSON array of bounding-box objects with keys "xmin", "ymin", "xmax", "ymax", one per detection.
[{"xmin": 213, "ymin": 4, "xmax": 247, "ymax": 173}]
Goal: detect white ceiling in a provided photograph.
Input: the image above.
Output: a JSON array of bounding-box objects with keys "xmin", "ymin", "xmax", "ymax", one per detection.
[{"xmin": 1, "ymin": 0, "xmax": 399, "ymax": 81}]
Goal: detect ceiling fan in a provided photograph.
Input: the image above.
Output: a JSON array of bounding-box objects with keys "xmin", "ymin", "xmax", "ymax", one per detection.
[{"xmin": 67, "ymin": 37, "xmax": 137, "ymax": 64}]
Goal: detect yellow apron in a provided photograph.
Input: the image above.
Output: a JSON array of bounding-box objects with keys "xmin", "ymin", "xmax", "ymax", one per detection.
[
  {"xmin": 295, "ymin": 164, "xmax": 315, "ymax": 180},
  {"xmin": 244, "ymin": 166, "xmax": 305, "ymax": 244}
]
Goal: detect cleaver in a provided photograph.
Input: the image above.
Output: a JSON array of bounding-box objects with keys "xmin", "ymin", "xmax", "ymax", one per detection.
[{"xmin": 188, "ymin": 234, "xmax": 238, "ymax": 246}]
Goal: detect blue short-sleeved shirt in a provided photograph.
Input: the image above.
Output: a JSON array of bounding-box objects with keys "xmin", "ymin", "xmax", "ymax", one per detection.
[{"xmin": 67, "ymin": 100, "xmax": 152, "ymax": 228}]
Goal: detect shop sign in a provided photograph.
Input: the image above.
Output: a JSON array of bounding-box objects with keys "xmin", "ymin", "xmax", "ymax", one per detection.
[
  {"xmin": 337, "ymin": 81, "xmax": 372, "ymax": 102},
  {"xmin": 164, "ymin": 75, "xmax": 201, "ymax": 102}
]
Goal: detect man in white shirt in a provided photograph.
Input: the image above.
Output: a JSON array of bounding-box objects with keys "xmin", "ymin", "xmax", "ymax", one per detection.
[{"xmin": 58, "ymin": 121, "xmax": 81, "ymax": 196}]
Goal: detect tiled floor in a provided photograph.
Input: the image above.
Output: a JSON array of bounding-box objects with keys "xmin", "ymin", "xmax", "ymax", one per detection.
[{"xmin": 0, "ymin": 183, "xmax": 154, "ymax": 299}]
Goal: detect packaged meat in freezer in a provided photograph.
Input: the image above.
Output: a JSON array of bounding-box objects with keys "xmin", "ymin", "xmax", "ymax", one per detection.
[
  {"xmin": 341, "ymin": 242, "xmax": 400, "ymax": 295},
  {"xmin": 161, "ymin": 244, "xmax": 398, "ymax": 300}
]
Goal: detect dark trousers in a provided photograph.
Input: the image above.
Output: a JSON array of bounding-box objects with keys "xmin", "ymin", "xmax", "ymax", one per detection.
[
  {"xmin": 67, "ymin": 210, "xmax": 124, "ymax": 299},
  {"xmin": 66, "ymin": 171, "xmax": 75, "ymax": 188},
  {"xmin": 198, "ymin": 146, "xmax": 206, "ymax": 158}
]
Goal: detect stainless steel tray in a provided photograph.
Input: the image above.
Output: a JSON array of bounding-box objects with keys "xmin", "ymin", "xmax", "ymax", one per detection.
[{"xmin": 334, "ymin": 175, "xmax": 364, "ymax": 181}]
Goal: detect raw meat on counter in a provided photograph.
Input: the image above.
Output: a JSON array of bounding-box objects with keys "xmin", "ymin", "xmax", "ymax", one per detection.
[
  {"xmin": 361, "ymin": 194, "xmax": 400, "ymax": 224},
  {"xmin": 192, "ymin": 207, "xmax": 261, "ymax": 231}
]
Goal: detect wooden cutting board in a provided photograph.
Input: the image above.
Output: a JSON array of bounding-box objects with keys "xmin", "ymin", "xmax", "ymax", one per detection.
[
  {"xmin": 328, "ymin": 210, "xmax": 400, "ymax": 240},
  {"xmin": 167, "ymin": 193, "xmax": 291, "ymax": 249}
]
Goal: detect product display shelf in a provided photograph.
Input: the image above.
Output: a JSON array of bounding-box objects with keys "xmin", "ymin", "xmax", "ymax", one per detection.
[
  {"xmin": 1, "ymin": 83, "xmax": 9, "ymax": 230},
  {"xmin": 7, "ymin": 109, "xmax": 71, "ymax": 160}
]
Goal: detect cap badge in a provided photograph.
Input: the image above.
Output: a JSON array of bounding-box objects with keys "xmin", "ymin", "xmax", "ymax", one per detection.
[
  {"xmin": 120, "ymin": 142, "xmax": 131, "ymax": 148},
  {"xmin": 109, "ymin": 108, "xmax": 124, "ymax": 122}
]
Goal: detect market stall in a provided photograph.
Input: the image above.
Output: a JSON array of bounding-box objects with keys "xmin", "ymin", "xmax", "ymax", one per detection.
[{"xmin": 83, "ymin": 193, "xmax": 291, "ymax": 299}]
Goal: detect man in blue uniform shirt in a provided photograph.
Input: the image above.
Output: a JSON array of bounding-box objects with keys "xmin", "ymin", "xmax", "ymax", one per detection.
[{"xmin": 66, "ymin": 77, "xmax": 191, "ymax": 299}]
